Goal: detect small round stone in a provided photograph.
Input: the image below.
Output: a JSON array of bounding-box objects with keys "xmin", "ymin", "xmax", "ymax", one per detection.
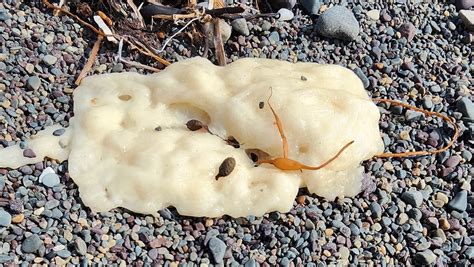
[
  {"xmin": 41, "ymin": 173, "xmax": 60, "ymax": 188},
  {"xmin": 42, "ymin": 55, "xmax": 58, "ymax": 66},
  {"xmin": 0, "ymin": 210, "xmax": 12, "ymax": 226},
  {"xmin": 21, "ymin": 235, "xmax": 42, "ymax": 253},
  {"xmin": 26, "ymin": 76, "xmax": 41, "ymax": 90},
  {"xmin": 22, "ymin": 149, "xmax": 36, "ymax": 158},
  {"xmin": 315, "ymin": 6, "xmax": 360, "ymax": 41}
]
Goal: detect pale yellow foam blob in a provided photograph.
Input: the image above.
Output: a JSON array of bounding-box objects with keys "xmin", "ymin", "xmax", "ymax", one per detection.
[{"xmin": 0, "ymin": 57, "xmax": 384, "ymax": 217}]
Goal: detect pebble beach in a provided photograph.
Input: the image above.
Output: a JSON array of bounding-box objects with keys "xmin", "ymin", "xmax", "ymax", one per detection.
[{"xmin": 0, "ymin": 0, "xmax": 473, "ymax": 266}]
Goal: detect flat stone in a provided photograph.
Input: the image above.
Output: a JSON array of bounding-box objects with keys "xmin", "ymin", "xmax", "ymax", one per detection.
[
  {"xmin": 42, "ymin": 173, "xmax": 60, "ymax": 188},
  {"xmin": 231, "ymin": 18, "xmax": 249, "ymax": 36},
  {"xmin": 459, "ymin": 10, "xmax": 474, "ymax": 30},
  {"xmin": 23, "ymin": 148, "xmax": 36, "ymax": 158},
  {"xmin": 435, "ymin": 192, "xmax": 449, "ymax": 205},
  {"xmin": 42, "ymin": 55, "xmax": 58, "ymax": 66},
  {"xmin": 53, "ymin": 128, "xmax": 66, "ymax": 136},
  {"xmin": 315, "ymin": 6, "xmax": 360, "ymax": 41},
  {"xmin": 277, "ymin": 8, "xmax": 294, "ymax": 21},
  {"xmin": 300, "ymin": 0, "xmax": 322, "ymax": 15},
  {"xmin": 465, "ymin": 246, "xmax": 474, "ymax": 259},
  {"xmin": 444, "ymin": 156, "xmax": 461, "ymax": 168},
  {"xmin": 26, "ymin": 76, "xmax": 41, "ymax": 90},
  {"xmin": 447, "ymin": 191, "xmax": 467, "ymax": 212},
  {"xmin": 353, "ymin": 67, "xmax": 369, "ymax": 88},
  {"xmin": 22, "ymin": 235, "xmax": 42, "ymax": 253},
  {"xmin": 208, "ymin": 237, "xmax": 226, "ymax": 264},
  {"xmin": 367, "ymin": 9, "xmax": 380, "ymax": 20},
  {"xmin": 414, "ymin": 250, "xmax": 437, "ymax": 265},
  {"xmin": 399, "ymin": 22, "xmax": 416, "ymax": 42},
  {"xmin": 401, "ymin": 190, "xmax": 423, "ymax": 207},
  {"xmin": 456, "ymin": 0, "xmax": 474, "ymax": 10},
  {"xmin": 25, "ymin": 63, "xmax": 34, "ymax": 73},
  {"xmin": 457, "ymin": 97, "xmax": 474, "ymax": 121},
  {"xmin": 0, "ymin": 210, "xmax": 12, "ymax": 226},
  {"xmin": 405, "ymin": 110, "xmax": 424, "ymax": 122}
]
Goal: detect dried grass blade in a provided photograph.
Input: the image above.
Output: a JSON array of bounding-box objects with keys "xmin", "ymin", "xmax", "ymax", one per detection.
[
  {"xmin": 213, "ymin": 19, "xmax": 226, "ymax": 66},
  {"xmin": 126, "ymin": 0, "xmax": 145, "ymax": 27},
  {"xmin": 75, "ymin": 35, "xmax": 104, "ymax": 85}
]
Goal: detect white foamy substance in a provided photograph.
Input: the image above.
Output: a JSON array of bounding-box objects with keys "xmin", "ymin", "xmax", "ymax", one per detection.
[{"xmin": 0, "ymin": 57, "xmax": 384, "ymax": 217}]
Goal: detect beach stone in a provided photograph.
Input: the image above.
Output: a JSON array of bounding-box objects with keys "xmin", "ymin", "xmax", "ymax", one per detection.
[
  {"xmin": 22, "ymin": 235, "xmax": 42, "ymax": 253},
  {"xmin": 278, "ymin": 8, "xmax": 294, "ymax": 21},
  {"xmin": 315, "ymin": 6, "xmax": 360, "ymax": 41},
  {"xmin": 41, "ymin": 173, "xmax": 60, "ymax": 188},
  {"xmin": 52, "ymin": 128, "xmax": 66, "ymax": 136},
  {"xmin": 23, "ymin": 149, "xmax": 36, "ymax": 158},
  {"xmin": 353, "ymin": 67, "xmax": 369, "ymax": 88},
  {"xmin": 406, "ymin": 110, "xmax": 423, "ymax": 122},
  {"xmin": 445, "ymin": 156, "xmax": 461, "ymax": 168},
  {"xmin": 42, "ymin": 55, "xmax": 58, "ymax": 66},
  {"xmin": 414, "ymin": 250, "xmax": 437, "ymax": 265},
  {"xmin": 0, "ymin": 210, "xmax": 12, "ymax": 226},
  {"xmin": 402, "ymin": 190, "xmax": 423, "ymax": 207},
  {"xmin": 0, "ymin": 10, "xmax": 11, "ymax": 21},
  {"xmin": 270, "ymin": 0, "xmax": 296, "ymax": 9},
  {"xmin": 459, "ymin": 10, "xmax": 474, "ymax": 30},
  {"xmin": 457, "ymin": 97, "xmax": 474, "ymax": 121},
  {"xmin": 435, "ymin": 192, "xmax": 449, "ymax": 206},
  {"xmin": 231, "ymin": 18, "xmax": 249, "ymax": 36},
  {"xmin": 26, "ymin": 76, "xmax": 41, "ymax": 90},
  {"xmin": 465, "ymin": 247, "xmax": 474, "ymax": 259},
  {"xmin": 367, "ymin": 9, "xmax": 380, "ymax": 20},
  {"xmin": 399, "ymin": 22, "xmax": 416, "ymax": 42},
  {"xmin": 447, "ymin": 191, "xmax": 467, "ymax": 212},
  {"xmin": 300, "ymin": 0, "xmax": 322, "ymax": 15},
  {"xmin": 456, "ymin": 0, "xmax": 474, "ymax": 10},
  {"xmin": 208, "ymin": 237, "xmax": 226, "ymax": 264},
  {"xmin": 74, "ymin": 238, "xmax": 87, "ymax": 256},
  {"xmin": 370, "ymin": 202, "xmax": 382, "ymax": 218}
]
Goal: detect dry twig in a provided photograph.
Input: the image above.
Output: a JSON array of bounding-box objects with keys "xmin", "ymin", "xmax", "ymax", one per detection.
[{"xmin": 213, "ymin": 18, "xmax": 226, "ymax": 66}]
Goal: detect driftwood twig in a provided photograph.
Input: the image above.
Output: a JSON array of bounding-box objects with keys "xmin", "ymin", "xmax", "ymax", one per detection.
[{"xmin": 213, "ymin": 18, "xmax": 226, "ymax": 66}]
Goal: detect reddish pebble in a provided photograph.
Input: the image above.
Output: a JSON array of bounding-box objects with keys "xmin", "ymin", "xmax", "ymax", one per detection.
[{"xmin": 23, "ymin": 149, "xmax": 36, "ymax": 158}]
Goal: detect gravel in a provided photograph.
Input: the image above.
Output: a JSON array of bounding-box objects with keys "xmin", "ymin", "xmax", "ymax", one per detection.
[{"xmin": 0, "ymin": 0, "xmax": 472, "ymax": 265}]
